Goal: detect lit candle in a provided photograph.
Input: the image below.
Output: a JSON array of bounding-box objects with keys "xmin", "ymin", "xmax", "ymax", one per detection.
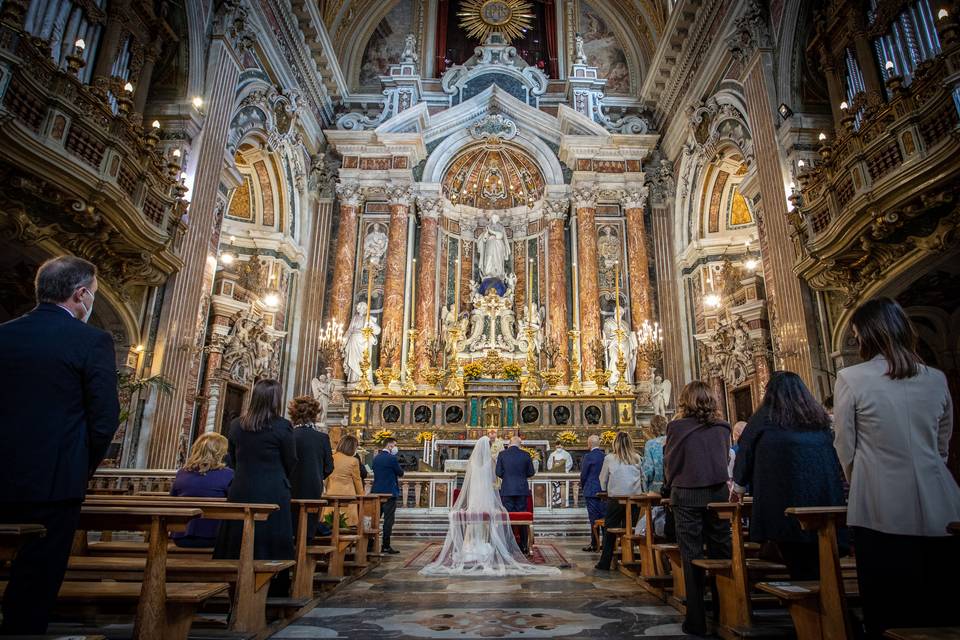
[
  {"xmin": 410, "ymin": 258, "xmax": 417, "ymax": 329},
  {"xmin": 365, "ymin": 262, "xmax": 372, "ymax": 324}
]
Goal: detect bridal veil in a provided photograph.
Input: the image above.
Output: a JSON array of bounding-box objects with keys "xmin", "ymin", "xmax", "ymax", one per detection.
[{"xmin": 419, "ymin": 436, "xmax": 560, "ymax": 577}]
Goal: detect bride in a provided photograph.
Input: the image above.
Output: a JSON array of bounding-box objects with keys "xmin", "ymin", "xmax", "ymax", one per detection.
[{"xmin": 419, "ymin": 436, "xmax": 560, "ymax": 577}]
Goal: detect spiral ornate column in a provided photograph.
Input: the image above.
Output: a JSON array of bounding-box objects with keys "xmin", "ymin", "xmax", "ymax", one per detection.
[
  {"xmin": 381, "ymin": 185, "xmax": 413, "ymax": 369},
  {"xmin": 622, "ymin": 185, "xmax": 652, "ymax": 375},
  {"xmin": 327, "ymin": 183, "xmax": 364, "ymax": 380},
  {"xmin": 545, "ymin": 199, "xmax": 570, "ymax": 382},
  {"xmin": 572, "ymin": 186, "xmax": 601, "ymax": 374},
  {"xmin": 415, "ymin": 197, "xmax": 443, "ymax": 378}
]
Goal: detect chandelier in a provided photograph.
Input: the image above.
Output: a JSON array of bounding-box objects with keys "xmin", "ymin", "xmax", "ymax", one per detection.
[{"xmin": 636, "ymin": 319, "xmax": 663, "ymax": 367}]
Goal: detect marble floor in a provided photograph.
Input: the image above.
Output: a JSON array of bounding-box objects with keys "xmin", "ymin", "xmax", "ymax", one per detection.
[{"xmin": 271, "ymin": 539, "xmax": 689, "ymax": 639}]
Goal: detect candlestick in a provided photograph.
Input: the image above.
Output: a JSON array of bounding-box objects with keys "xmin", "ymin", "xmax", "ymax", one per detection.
[
  {"xmin": 572, "ymin": 261, "xmax": 580, "ymax": 330},
  {"xmin": 410, "ymin": 258, "xmax": 417, "ymax": 329},
  {"xmin": 614, "ymin": 261, "xmax": 621, "ymax": 322},
  {"xmin": 454, "ymin": 247, "xmax": 462, "ymax": 314},
  {"xmin": 365, "ymin": 261, "xmax": 372, "ymax": 324},
  {"xmin": 528, "ymin": 257, "xmax": 534, "ymax": 318}
]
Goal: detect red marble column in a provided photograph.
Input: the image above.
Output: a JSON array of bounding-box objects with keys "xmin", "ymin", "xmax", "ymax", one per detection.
[
  {"xmin": 546, "ymin": 205, "xmax": 569, "ymax": 382},
  {"xmin": 622, "ymin": 185, "xmax": 652, "ymax": 377},
  {"xmin": 328, "ymin": 183, "xmax": 364, "ymax": 379},
  {"xmin": 381, "ymin": 185, "xmax": 413, "ymax": 368},
  {"xmin": 573, "ymin": 187, "xmax": 601, "ymax": 374},
  {"xmin": 415, "ymin": 198, "xmax": 442, "ymax": 378}
]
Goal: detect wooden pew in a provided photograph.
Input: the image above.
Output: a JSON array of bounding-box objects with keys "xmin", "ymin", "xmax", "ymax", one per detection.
[
  {"xmin": 692, "ymin": 500, "xmax": 787, "ymax": 639},
  {"xmin": 364, "ymin": 493, "xmax": 393, "ymax": 556},
  {"xmin": 885, "ymin": 629, "xmax": 960, "ymax": 640},
  {"xmin": 756, "ymin": 506, "xmax": 855, "ymax": 640},
  {"xmin": 0, "ymin": 523, "xmax": 45, "ymax": 562},
  {"xmin": 80, "ymin": 496, "xmax": 285, "ymax": 633},
  {"xmin": 71, "ymin": 506, "xmax": 228, "ymax": 640},
  {"xmin": 291, "ymin": 498, "xmax": 353, "ymax": 598},
  {"xmin": 612, "ymin": 494, "xmax": 657, "ymax": 576}
]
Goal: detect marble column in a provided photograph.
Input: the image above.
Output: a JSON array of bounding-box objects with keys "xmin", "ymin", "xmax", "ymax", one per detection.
[
  {"xmin": 415, "ymin": 197, "xmax": 443, "ymax": 378},
  {"xmin": 572, "ymin": 187, "xmax": 600, "ymax": 374},
  {"xmin": 327, "ymin": 183, "xmax": 364, "ymax": 380},
  {"xmin": 145, "ymin": 30, "xmax": 241, "ymax": 468},
  {"xmin": 621, "ymin": 185, "xmax": 652, "ymax": 377},
  {"xmin": 293, "ymin": 191, "xmax": 335, "ymax": 394},
  {"xmin": 740, "ymin": 45, "xmax": 818, "ymax": 384},
  {"xmin": 381, "ymin": 185, "xmax": 413, "ymax": 369},
  {"xmin": 545, "ymin": 200, "xmax": 569, "ymax": 382}
]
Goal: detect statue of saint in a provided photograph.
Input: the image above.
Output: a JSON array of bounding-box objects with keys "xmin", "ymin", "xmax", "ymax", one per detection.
[
  {"xmin": 310, "ymin": 374, "xmax": 333, "ymax": 426},
  {"xmin": 602, "ymin": 308, "xmax": 637, "ymax": 386},
  {"xmin": 477, "ymin": 214, "xmax": 509, "ymax": 282},
  {"xmin": 651, "ymin": 374, "xmax": 673, "ymax": 417},
  {"xmin": 343, "ymin": 301, "xmax": 380, "ymax": 383}
]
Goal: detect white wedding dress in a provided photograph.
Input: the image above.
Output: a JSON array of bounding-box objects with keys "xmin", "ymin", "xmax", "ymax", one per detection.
[{"xmin": 419, "ymin": 436, "xmax": 561, "ymax": 577}]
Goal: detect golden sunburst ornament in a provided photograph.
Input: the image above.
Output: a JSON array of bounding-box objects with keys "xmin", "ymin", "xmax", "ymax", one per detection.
[{"xmin": 457, "ymin": 0, "xmax": 534, "ymax": 43}]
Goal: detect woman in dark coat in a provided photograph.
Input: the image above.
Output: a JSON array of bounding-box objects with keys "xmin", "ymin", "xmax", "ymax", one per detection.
[
  {"xmin": 215, "ymin": 379, "xmax": 297, "ymax": 573},
  {"xmin": 288, "ymin": 395, "xmax": 334, "ymax": 537},
  {"xmin": 732, "ymin": 371, "xmax": 845, "ymax": 580}
]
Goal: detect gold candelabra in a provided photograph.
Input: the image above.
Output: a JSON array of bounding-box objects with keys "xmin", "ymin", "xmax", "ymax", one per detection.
[
  {"xmin": 568, "ymin": 329, "xmax": 583, "ymax": 395},
  {"xmin": 521, "ymin": 325, "xmax": 540, "ymax": 395},
  {"xmin": 445, "ymin": 327, "xmax": 464, "ymax": 395},
  {"xmin": 614, "ymin": 327, "xmax": 632, "ymax": 395},
  {"xmin": 401, "ymin": 328, "xmax": 418, "ymax": 394},
  {"xmin": 355, "ymin": 326, "xmax": 374, "ymax": 394}
]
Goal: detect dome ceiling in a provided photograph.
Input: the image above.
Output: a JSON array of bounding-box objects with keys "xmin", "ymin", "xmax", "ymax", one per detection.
[{"xmin": 441, "ymin": 141, "xmax": 545, "ymax": 210}]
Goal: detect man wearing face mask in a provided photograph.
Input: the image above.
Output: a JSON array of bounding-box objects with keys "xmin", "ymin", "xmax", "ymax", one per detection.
[
  {"xmin": 371, "ymin": 438, "xmax": 405, "ymax": 554},
  {"xmin": 0, "ymin": 255, "xmax": 120, "ymax": 634}
]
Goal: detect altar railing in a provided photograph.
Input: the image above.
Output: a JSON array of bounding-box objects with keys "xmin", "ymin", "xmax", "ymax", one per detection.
[{"xmin": 91, "ymin": 469, "xmax": 586, "ymax": 510}]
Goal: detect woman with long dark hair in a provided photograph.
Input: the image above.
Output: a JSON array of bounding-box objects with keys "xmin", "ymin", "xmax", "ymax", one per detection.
[
  {"xmin": 731, "ymin": 371, "xmax": 845, "ymax": 579},
  {"xmin": 214, "ymin": 379, "xmax": 297, "ymax": 592},
  {"xmin": 834, "ymin": 297, "xmax": 959, "ymax": 637},
  {"xmin": 664, "ymin": 381, "xmax": 732, "ymax": 636}
]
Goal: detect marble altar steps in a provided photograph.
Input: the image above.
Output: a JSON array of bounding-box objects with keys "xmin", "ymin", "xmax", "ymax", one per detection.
[{"xmin": 393, "ymin": 508, "xmax": 590, "ymax": 538}]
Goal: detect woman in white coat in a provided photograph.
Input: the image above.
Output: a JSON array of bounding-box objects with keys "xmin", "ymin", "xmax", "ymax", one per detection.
[{"xmin": 834, "ymin": 297, "xmax": 960, "ymax": 638}]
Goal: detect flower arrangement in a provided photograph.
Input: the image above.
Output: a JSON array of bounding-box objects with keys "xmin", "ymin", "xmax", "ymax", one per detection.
[
  {"xmin": 556, "ymin": 430, "xmax": 579, "ymax": 447},
  {"xmin": 520, "ymin": 446, "xmax": 541, "ymax": 462},
  {"xmin": 600, "ymin": 430, "xmax": 618, "ymax": 446},
  {"xmin": 372, "ymin": 429, "xmax": 395, "ymax": 445},
  {"xmin": 415, "ymin": 431, "xmax": 435, "ymax": 444},
  {"xmin": 502, "ymin": 362, "xmax": 522, "ymax": 380},
  {"xmin": 463, "ymin": 361, "xmax": 485, "ymax": 380}
]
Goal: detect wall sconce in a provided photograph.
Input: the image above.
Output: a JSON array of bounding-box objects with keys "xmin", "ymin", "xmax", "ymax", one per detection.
[{"xmin": 777, "ymin": 103, "xmax": 793, "ymax": 120}]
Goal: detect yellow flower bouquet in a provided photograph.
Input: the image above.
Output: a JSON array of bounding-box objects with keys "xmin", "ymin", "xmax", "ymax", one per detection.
[
  {"xmin": 372, "ymin": 429, "xmax": 395, "ymax": 445},
  {"xmin": 556, "ymin": 430, "xmax": 579, "ymax": 447}
]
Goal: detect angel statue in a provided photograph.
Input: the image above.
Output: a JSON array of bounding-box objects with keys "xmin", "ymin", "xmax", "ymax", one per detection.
[
  {"xmin": 310, "ymin": 374, "xmax": 333, "ymax": 426},
  {"xmin": 520, "ymin": 304, "xmax": 545, "ymax": 353},
  {"xmin": 400, "ymin": 33, "xmax": 418, "ymax": 64},
  {"xmin": 650, "ymin": 373, "xmax": 672, "ymax": 417},
  {"xmin": 343, "ymin": 301, "xmax": 380, "ymax": 384}
]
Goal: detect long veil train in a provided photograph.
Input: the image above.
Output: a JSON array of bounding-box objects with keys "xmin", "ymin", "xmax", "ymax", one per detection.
[{"xmin": 419, "ymin": 436, "xmax": 561, "ymax": 577}]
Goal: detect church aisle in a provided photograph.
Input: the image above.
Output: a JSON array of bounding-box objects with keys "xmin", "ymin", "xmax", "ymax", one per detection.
[{"xmin": 272, "ymin": 539, "xmax": 689, "ymax": 639}]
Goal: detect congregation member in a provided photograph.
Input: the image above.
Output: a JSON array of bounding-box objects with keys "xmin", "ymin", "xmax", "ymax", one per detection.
[
  {"xmin": 170, "ymin": 432, "xmax": 234, "ymax": 548},
  {"xmin": 288, "ymin": 395, "xmax": 334, "ymax": 537},
  {"xmin": 371, "ymin": 437, "xmax": 404, "ymax": 554},
  {"xmin": 496, "ymin": 436, "xmax": 536, "ymax": 553},
  {"xmin": 642, "ymin": 415, "xmax": 668, "ymax": 494},
  {"xmin": 215, "ymin": 379, "xmax": 297, "ymax": 595},
  {"xmin": 664, "ymin": 381, "xmax": 732, "ymax": 636},
  {"xmin": 594, "ymin": 431, "xmax": 644, "ymax": 571},
  {"xmin": 731, "ymin": 371, "xmax": 845, "ymax": 580},
  {"xmin": 834, "ymin": 297, "xmax": 960, "ymax": 637},
  {"xmin": 0, "ymin": 256, "xmax": 120, "ymax": 634},
  {"xmin": 580, "ymin": 435, "xmax": 605, "ymax": 551},
  {"xmin": 325, "ymin": 435, "xmax": 365, "ymax": 527}
]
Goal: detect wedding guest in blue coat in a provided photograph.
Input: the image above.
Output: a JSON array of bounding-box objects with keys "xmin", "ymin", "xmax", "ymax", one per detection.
[
  {"xmin": 170, "ymin": 432, "xmax": 234, "ymax": 548},
  {"xmin": 496, "ymin": 436, "xmax": 536, "ymax": 553},
  {"xmin": 371, "ymin": 438, "xmax": 405, "ymax": 554},
  {"xmin": 642, "ymin": 415, "xmax": 668, "ymax": 493},
  {"xmin": 580, "ymin": 435, "xmax": 606, "ymax": 551}
]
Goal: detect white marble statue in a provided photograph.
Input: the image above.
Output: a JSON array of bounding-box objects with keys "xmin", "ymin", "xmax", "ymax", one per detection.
[
  {"xmin": 343, "ymin": 301, "xmax": 380, "ymax": 384},
  {"xmin": 603, "ymin": 309, "xmax": 638, "ymax": 386},
  {"xmin": 520, "ymin": 303, "xmax": 545, "ymax": 352},
  {"xmin": 477, "ymin": 214, "xmax": 509, "ymax": 282},
  {"xmin": 362, "ymin": 223, "xmax": 388, "ymax": 266},
  {"xmin": 400, "ymin": 33, "xmax": 418, "ymax": 64},
  {"xmin": 651, "ymin": 374, "xmax": 672, "ymax": 417},
  {"xmin": 310, "ymin": 374, "xmax": 333, "ymax": 425},
  {"xmin": 573, "ymin": 33, "xmax": 588, "ymax": 65}
]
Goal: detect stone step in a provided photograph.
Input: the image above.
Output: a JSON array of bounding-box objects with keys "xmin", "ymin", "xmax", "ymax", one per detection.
[{"xmin": 393, "ymin": 508, "xmax": 591, "ymax": 538}]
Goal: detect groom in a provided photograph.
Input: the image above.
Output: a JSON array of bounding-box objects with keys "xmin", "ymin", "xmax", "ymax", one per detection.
[{"xmin": 495, "ymin": 436, "xmax": 535, "ymax": 553}]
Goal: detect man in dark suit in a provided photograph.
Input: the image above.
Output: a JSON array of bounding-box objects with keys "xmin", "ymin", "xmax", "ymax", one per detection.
[
  {"xmin": 580, "ymin": 434, "xmax": 606, "ymax": 551},
  {"xmin": 496, "ymin": 436, "xmax": 536, "ymax": 553},
  {"xmin": 371, "ymin": 438, "xmax": 404, "ymax": 554},
  {"xmin": 0, "ymin": 256, "xmax": 120, "ymax": 634}
]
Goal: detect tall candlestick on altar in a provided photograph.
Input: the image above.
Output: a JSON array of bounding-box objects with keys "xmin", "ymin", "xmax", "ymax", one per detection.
[
  {"xmin": 454, "ymin": 246, "xmax": 462, "ymax": 314},
  {"xmin": 614, "ymin": 261, "xmax": 621, "ymax": 323},
  {"xmin": 365, "ymin": 261, "xmax": 372, "ymax": 324},
  {"xmin": 572, "ymin": 261, "xmax": 580, "ymax": 330},
  {"xmin": 410, "ymin": 258, "xmax": 417, "ymax": 328},
  {"xmin": 528, "ymin": 257, "xmax": 534, "ymax": 318}
]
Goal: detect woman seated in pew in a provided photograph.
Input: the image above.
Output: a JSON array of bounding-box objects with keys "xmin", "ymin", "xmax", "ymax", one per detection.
[
  {"xmin": 594, "ymin": 431, "xmax": 644, "ymax": 571},
  {"xmin": 324, "ymin": 435, "xmax": 364, "ymax": 528},
  {"xmin": 642, "ymin": 415, "xmax": 668, "ymax": 494},
  {"xmin": 664, "ymin": 381, "xmax": 732, "ymax": 637},
  {"xmin": 170, "ymin": 432, "xmax": 234, "ymax": 548},
  {"xmin": 288, "ymin": 395, "xmax": 335, "ymax": 538},
  {"xmin": 731, "ymin": 371, "xmax": 845, "ymax": 580},
  {"xmin": 215, "ymin": 379, "xmax": 297, "ymax": 595}
]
